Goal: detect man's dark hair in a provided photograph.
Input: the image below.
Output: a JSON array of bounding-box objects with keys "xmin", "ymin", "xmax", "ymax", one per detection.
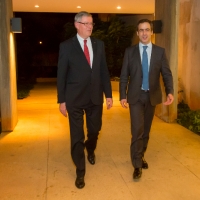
[{"xmin": 137, "ymin": 19, "xmax": 153, "ymax": 31}]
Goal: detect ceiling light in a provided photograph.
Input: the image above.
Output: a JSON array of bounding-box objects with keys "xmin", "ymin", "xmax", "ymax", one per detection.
[
  {"xmin": 117, "ymin": 6, "xmax": 121, "ymax": 9},
  {"xmin": 35, "ymin": 5, "xmax": 39, "ymax": 8},
  {"xmin": 77, "ymin": 6, "xmax": 81, "ymax": 8}
]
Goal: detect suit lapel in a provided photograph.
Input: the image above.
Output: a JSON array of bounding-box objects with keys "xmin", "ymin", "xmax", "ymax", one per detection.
[
  {"xmin": 91, "ymin": 37, "xmax": 97, "ymax": 68},
  {"xmin": 134, "ymin": 44, "xmax": 143, "ymax": 75},
  {"xmin": 72, "ymin": 36, "xmax": 91, "ymax": 69},
  {"xmin": 72, "ymin": 36, "xmax": 83, "ymax": 55},
  {"xmin": 149, "ymin": 44, "xmax": 156, "ymax": 74},
  {"xmin": 135, "ymin": 44, "xmax": 142, "ymax": 66}
]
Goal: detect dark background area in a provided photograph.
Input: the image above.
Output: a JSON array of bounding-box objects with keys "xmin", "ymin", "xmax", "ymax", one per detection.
[{"xmin": 14, "ymin": 12, "xmax": 99, "ymax": 79}]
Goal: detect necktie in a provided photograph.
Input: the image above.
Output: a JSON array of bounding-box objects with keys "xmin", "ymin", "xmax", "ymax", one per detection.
[
  {"xmin": 142, "ymin": 46, "xmax": 149, "ymax": 90},
  {"xmin": 84, "ymin": 40, "xmax": 90, "ymax": 65}
]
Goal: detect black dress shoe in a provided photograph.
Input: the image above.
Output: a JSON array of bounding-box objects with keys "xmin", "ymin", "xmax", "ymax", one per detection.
[
  {"xmin": 142, "ymin": 157, "xmax": 148, "ymax": 169},
  {"xmin": 87, "ymin": 154, "xmax": 95, "ymax": 165},
  {"xmin": 133, "ymin": 168, "xmax": 142, "ymax": 179},
  {"xmin": 75, "ymin": 177, "xmax": 85, "ymax": 189}
]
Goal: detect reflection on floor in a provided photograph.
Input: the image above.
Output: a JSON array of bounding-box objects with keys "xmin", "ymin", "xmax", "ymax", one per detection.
[{"xmin": 0, "ymin": 82, "xmax": 200, "ymax": 200}]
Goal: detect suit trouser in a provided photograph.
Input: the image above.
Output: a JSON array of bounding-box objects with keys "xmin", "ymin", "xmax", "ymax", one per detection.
[
  {"xmin": 129, "ymin": 90, "xmax": 155, "ymax": 168},
  {"xmin": 66, "ymin": 101, "xmax": 103, "ymax": 178}
]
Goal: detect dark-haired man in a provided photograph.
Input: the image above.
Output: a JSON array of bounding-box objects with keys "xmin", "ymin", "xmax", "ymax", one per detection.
[
  {"xmin": 57, "ymin": 11, "xmax": 113, "ymax": 189},
  {"xmin": 120, "ymin": 19, "xmax": 174, "ymax": 179}
]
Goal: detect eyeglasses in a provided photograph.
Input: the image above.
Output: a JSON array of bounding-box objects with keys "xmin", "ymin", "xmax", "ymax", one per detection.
[{"xmin": 77, "ymin": 22, "xmax": 95, "ymax": 27}]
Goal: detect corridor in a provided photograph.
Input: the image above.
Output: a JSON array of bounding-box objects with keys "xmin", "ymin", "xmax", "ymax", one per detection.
[{"xmin": 0, "ymin": 82, "xmax": 200, "ymax": 200}]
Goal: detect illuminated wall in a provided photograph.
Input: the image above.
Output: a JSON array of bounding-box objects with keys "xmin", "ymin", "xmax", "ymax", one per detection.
[
  {"xmin": 178, "ymin": 0, "xmax": 200, "ymax": 110},
  {"xmin": 154, "ymin": 0, "xmax": 179, "ymax": 122},
  {"xmin": 0, "ymin": 0, "xmax": 18, "ymax": 131}
]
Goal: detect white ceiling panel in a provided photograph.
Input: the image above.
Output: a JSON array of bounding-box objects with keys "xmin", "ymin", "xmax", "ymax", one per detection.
[{"xmin": 13, "ymin": 0, "xmax": 155, "ymax": 14}]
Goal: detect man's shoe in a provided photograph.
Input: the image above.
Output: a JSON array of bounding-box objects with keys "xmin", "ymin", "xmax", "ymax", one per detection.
[
  {"xmin": 142, "ymin": 157, "xmax": 148, "ymax": 169},
  {"xmin": 133, "ymin": 168, "xmax": 142, "ymax": 179},
  {"xmin": 75, "ymin": 177, "xmax": 85, "ymax": 189},
  {"xmin": 87, "ymin": 154, "xmax": 95, "ymax": 165}
]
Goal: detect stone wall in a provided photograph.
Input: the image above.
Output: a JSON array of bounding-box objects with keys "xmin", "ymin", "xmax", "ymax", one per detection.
[
  {"xmin": 0, "ymin": 0, "xmax": 18, "ymax": 131},
  {"xmin": 154, "ymin": 0, "xmax": 179, "ymax": 122},
  {"xmin": 179, "ymin": 0, "xmax": 200, "ymax": 110}
]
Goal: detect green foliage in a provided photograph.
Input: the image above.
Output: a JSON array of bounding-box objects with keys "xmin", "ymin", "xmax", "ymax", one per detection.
[
  {"xmin": 92, "ymin": 16, "xmax": 135, "ymax": 77},
  {"xmin": 62, "ymin": 22, "xmax": 77, "ymax": 40},
  {"xmin": 17, "ymin": 78, "xmax": 35, "ymax": 99},
  {"xmin": 177, "ymin": 102, "xmax": 200, "ymax": 134},
  {"xmin": 17, "ymin": 90, "xmax": 30, "ymax": 99}
]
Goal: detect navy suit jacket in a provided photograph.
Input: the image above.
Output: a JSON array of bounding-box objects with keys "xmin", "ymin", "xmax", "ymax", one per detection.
[
  {"xmin": 57, "ymin": 36, "xmax": 112, "ymax": 106},
  {"xmin": 120, "ymin": 44, "xmax": 174, "ymax": 106}
]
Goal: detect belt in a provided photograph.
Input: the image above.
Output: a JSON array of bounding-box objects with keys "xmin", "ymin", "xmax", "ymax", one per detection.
[{"xmin": 141, "ymin": 89, "xmax": 149, "ymax": 93}]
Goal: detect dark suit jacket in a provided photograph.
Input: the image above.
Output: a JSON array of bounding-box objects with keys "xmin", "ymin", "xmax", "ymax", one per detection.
[
  {"xmin": 120, "ymin": 44, "xmax": 174, "ymax": 106},
  {"xmin": 57, "ymin": 36, "xmax": 112, "ymax": 106}
]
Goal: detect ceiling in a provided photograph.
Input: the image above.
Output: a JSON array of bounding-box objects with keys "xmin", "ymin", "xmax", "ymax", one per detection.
[{"xmin": 13, "ymin": 0, "xmax": 155, "ymax": 14}]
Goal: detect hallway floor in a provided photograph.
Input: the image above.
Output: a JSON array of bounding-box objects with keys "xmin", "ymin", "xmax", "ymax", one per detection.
[{"xmin": 0, "ymin": 82, "xmax": 200, "ymax": 200}]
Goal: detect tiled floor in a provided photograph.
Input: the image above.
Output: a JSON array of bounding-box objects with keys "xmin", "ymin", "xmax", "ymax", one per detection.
[{"xmin": 0, "ymin": 82, "xmax": 200, "ymax": 200}]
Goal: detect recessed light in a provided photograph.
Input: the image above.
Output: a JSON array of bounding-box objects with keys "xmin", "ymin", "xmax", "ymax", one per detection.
[
  {"xmin": 35, "ymin": 5, "xmax": 39, "ymax": 8},
  {"xmin": 77, "ymin": 6, "xmax": 81, "ymax": 8},
  {"xmin": 117, "ymin": 6, "xmax": 121, "ymax": 9}
]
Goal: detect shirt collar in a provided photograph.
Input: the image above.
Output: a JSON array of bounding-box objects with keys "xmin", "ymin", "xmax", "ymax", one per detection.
[
  {"xmin": 77, "ymin": 33, "xmax": 90, "ymax": 43},
  {"xmin": 139, "ymin": 42, "xmax": 152, "ymax": 49}
]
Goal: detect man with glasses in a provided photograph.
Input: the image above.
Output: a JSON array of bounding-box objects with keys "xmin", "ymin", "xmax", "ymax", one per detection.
[
  {"xmin": 120, "ymin": 19, "xmax": 174, "ymax": 180},
  {"xmin": 57, "ymin": 11, "xmax": 113, "ymax": 189}
]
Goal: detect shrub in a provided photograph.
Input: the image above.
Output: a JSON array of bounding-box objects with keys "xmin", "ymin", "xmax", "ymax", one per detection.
[
  {"xmin": 177, "ymin": 102, "xmax": 200, "ymax": 134},
  {"xmin": 17, "ymin": 78, "xmax": 35, "ymax": 99}
]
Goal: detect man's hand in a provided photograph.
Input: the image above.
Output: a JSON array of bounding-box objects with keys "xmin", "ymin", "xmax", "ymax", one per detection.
[
  {"xmin": 163, "ymin": 94, "xmax": 174, "ymax": 105},
  {"xmin": 120, "ymin": 99, "xmax": 128, "ymax": 108},
  {"xmin": 59, "ymin": 102, "xmax": 68, "ymax": 117},
  {"xmin": 106, "ymin": 98, "xmax": 113, "ymax": 110}
]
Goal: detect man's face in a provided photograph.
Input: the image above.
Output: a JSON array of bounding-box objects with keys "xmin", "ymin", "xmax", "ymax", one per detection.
[
  {"xmin": 74, "ymin": 16, "xmax": 93, "ymax": 39},
  {"xmin": 137, "ymin": 22, "xmax": 153, "ymax": 44}
]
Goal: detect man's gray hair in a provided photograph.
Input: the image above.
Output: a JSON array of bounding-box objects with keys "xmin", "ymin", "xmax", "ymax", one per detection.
[{"xmin": 74, "ymin": 11, "xmax": 92, "ymax": 22}]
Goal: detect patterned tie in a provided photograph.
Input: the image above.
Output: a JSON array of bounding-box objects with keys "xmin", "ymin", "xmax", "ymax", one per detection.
[
  {"xmin": 84, "ymin": 40, "xmax": 90, "ymax": 65},
  {"xmin": 142, "ymin": 46, "xmax": 149, "ymax": 90}
]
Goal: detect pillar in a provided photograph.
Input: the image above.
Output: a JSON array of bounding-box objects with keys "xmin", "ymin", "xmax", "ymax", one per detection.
[
  {"xmin": 0, "ymin": 0, "xmax": 18, "ymax": 131},
  {"xmin": 154, "ymin": 0, "xmax": 179, "ymax": 122}
]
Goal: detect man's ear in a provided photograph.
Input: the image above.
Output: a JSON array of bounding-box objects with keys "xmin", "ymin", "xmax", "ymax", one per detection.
[{"xmin": 74, "ymin": 22, "xmax": 78, "ymax": 29}]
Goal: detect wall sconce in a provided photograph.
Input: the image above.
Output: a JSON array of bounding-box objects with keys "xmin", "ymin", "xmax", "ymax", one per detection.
[
  {"xmin": 10, "ymin": 18, "xmax": 22, "ymax": 33},
  {"xmin": 152, "ymin": 20, "xmax": 162, "ymax": 34}
]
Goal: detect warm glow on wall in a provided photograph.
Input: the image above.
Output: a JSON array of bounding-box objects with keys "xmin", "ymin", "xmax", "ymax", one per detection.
[
  {"xmin": 117, "ymin": 6, "xmax": 121, "ymax": 9},
  {"xmin": 10, "ymin": 33, "xmax": 15, "ymax": 67},
  {"xmin": 9, "ymin": 33, "xmax": 17, "ymax": 99},
  {"xmin": 35, "ymin": 5, "xmax": 39, "ymax": 8},
  {"xmin": 77, "ymin": 6, "xmax": 81, "ymax": 9}
]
